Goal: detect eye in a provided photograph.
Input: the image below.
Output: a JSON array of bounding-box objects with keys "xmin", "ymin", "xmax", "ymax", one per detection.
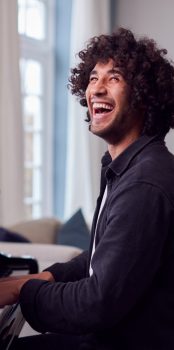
[
  {"xmin": 110, "ymin": 75, "xmax": 120, "ymax": 82},
  {"xmin": 89, "ymin": 76, "xmax": 98, "ymax": 83}
]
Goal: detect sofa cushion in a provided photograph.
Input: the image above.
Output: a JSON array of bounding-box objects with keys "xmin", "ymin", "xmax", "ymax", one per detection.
[
  {"xmin": 56, "ymin": 209, "xmax": 90, "ymax": 250},
  {"xmin": 9, "ymin": 218, "xmax": 62, "ymax": 244},
  {"xmin": 0, "ymin": 227, "xmax": 30, "ymax": 243}
]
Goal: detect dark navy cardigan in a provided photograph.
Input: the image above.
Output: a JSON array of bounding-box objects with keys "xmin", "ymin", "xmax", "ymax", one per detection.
[{"xmin": 19, "ymin": 135, "xmax": 174, "ymax": 349}]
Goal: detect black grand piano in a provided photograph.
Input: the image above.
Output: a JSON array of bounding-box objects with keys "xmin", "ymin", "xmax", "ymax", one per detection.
[{"xmin": 0, "ymin": 251, "xmax": 38, "ymax": 350}]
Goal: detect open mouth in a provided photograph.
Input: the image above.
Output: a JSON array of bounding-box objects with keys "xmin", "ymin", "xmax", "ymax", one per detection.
[{"xmin": 93, "ymin": 102, "xmax": 114, "ymax": 116}]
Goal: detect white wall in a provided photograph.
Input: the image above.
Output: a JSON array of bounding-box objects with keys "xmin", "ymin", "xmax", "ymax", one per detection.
[{"xmin": 116, "ymin": 0, "xmax": 174, "ymax": 153}]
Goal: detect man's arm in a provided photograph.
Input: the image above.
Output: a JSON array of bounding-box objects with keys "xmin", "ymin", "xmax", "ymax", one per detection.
[
  {"xmin": 0, "ymin": 251, "xmax": 88, "ymax": 307},
  {"xmin": 19, "ymin": 182, "xmax": 173, "ymax": 335},
  {"xmin": 44, "ymin": 250, "xmax": 89, "ymax": 282},
  {"xmin": 0, "ymin": 271, "xmax": 53, "ymax": 307}
]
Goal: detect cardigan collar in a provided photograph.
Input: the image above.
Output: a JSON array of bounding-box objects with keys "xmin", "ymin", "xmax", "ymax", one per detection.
[{"xmin": 101, "ymin": 134, "xmax": 163, "ymax": 177}]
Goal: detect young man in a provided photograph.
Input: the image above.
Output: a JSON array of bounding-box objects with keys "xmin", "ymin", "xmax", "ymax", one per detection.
[{"xmin": 1, "ymin": 28, "xmax": 174, "ymax": 350}]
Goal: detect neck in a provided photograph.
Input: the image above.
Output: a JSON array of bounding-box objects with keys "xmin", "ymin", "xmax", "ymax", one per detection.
[{"xmin": 108, "ymin": 130, "xmax": 141, "ymax": 160}]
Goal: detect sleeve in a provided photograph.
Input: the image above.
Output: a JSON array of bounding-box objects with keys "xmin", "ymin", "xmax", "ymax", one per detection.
[
  {"xmin": 19, "ymin": 182, "xmax": 172, "ymax": 335},
  {"xmin": 44, "ymin": 250, "xmax": 89, "ymax": 282}
]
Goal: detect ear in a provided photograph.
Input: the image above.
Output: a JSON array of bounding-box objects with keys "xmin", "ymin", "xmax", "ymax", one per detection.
[
  {"xmin": 85, "ymin": 110, "xmax": 90, "ymax": 123},
  {"xmin": 80, "ymin": 98, "xmax": 87, "ymax": 107}
]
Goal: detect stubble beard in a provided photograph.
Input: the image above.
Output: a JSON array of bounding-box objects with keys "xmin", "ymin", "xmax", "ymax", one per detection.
[{"xmin": 88, "ymin": 108, "xmax": 135, "ymax": 145}]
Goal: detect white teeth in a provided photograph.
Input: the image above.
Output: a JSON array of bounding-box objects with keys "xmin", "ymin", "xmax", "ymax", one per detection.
[{"xmin": 93, "ymin": 102, "xmax": 113, "ymax": 110}]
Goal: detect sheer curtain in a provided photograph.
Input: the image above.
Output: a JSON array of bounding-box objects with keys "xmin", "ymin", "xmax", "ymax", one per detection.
[
  {"xmin": 64, "ymin": 0, "xmax": 110, "ymax": 223},
  {"xmin": 0, "ymin": 0, "xmax": 24, "ymax": 225}
]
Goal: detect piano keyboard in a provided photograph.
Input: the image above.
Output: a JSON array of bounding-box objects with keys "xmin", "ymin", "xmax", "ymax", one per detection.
[{"xmin": 0, "ymin": 251, "xmax": 38, "ymax": 350}]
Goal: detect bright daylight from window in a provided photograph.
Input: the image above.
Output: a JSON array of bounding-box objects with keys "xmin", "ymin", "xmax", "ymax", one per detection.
[{"xmin": 18, "ymin": 0, "xmax": 54, "ymax": 219}]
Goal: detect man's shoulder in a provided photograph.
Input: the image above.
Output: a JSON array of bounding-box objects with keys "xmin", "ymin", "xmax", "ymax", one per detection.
[
  {"xmin": 135, "ymin": 139, "xmax": 174, "ymax": 174},
  {"xmin": 121, "ymin": 140, "xmax": 174, "ymax": 198}
]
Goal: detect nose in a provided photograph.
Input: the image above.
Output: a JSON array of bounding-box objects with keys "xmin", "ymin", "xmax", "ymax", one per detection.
[{"xmin": 90, "ymin": 79, "xmax": 107, "ymax": 96}]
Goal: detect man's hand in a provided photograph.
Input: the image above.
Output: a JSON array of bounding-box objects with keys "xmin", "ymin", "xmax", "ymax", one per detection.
[{"xmin": 0, "ymin": 271, "xmax": 54, "ymax": 308}]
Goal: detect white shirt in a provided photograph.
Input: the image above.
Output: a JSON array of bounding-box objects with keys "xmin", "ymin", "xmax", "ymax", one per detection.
[{"xmin": 89, "ymin": 186, "xmax": 108, "ymax": 276}]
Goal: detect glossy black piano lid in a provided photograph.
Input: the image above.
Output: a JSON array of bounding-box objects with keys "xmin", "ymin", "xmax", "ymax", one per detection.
[
  {"xmin": 0, "ymin": 303, "xmax": 25, "ymax": 350},
  {"xmin": 0, "ymin": 251, "xmax": 39, "ymax": 275}
]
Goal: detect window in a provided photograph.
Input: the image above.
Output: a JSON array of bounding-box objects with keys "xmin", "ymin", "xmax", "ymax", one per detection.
[
  {"xmin": 18, "ymin": 0, "xmax": 55, "ymax": 219},
  {"xmin": 18, "ymin": 0, "xmax": 46, "ymax": 40}
]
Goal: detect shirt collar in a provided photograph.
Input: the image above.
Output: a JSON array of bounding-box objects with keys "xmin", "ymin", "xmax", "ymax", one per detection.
[{"xmin": 101, "ymin": 134, "xmax": 162, "ymax": 177}]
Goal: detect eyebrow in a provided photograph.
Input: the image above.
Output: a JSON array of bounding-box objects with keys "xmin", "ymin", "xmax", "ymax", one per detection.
[{"xmin": 89, "ymin": 68, "xmax": 122, "ymax": 77}]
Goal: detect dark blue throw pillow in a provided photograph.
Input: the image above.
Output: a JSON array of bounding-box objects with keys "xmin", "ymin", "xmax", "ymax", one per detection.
[
  {"xmin": 57, "ymin": 209, "xmax": 90, "ymax": 250},
  {"xmin": 0, "ymin": 227, "xmax": 30, "ymax": 243}
]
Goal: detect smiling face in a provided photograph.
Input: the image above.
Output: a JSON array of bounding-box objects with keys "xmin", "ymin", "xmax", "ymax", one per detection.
[{"xmin": 85, "ymin": 59, "xmax": 142, "ymax": 147}]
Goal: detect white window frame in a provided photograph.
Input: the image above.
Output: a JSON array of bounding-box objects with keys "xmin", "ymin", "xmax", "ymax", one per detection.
[{"xmin": 18, "ymin": 0, "xmax": 55, "ymax": 218}]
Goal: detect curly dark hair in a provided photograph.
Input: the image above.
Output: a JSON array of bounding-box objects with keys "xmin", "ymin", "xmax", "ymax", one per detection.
[{"xmin": 68, "ymin": 27, "xmax": 174, "ymax": 137}]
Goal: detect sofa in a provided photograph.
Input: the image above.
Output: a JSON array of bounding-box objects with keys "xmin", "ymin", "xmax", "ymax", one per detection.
[
  {"xmin": 0, "ymin": 217, "xmax": 82, "ymax": 337},
  {"xmin": 1, "ymin": 217, "xmax": 83, "ymax": 269}
]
